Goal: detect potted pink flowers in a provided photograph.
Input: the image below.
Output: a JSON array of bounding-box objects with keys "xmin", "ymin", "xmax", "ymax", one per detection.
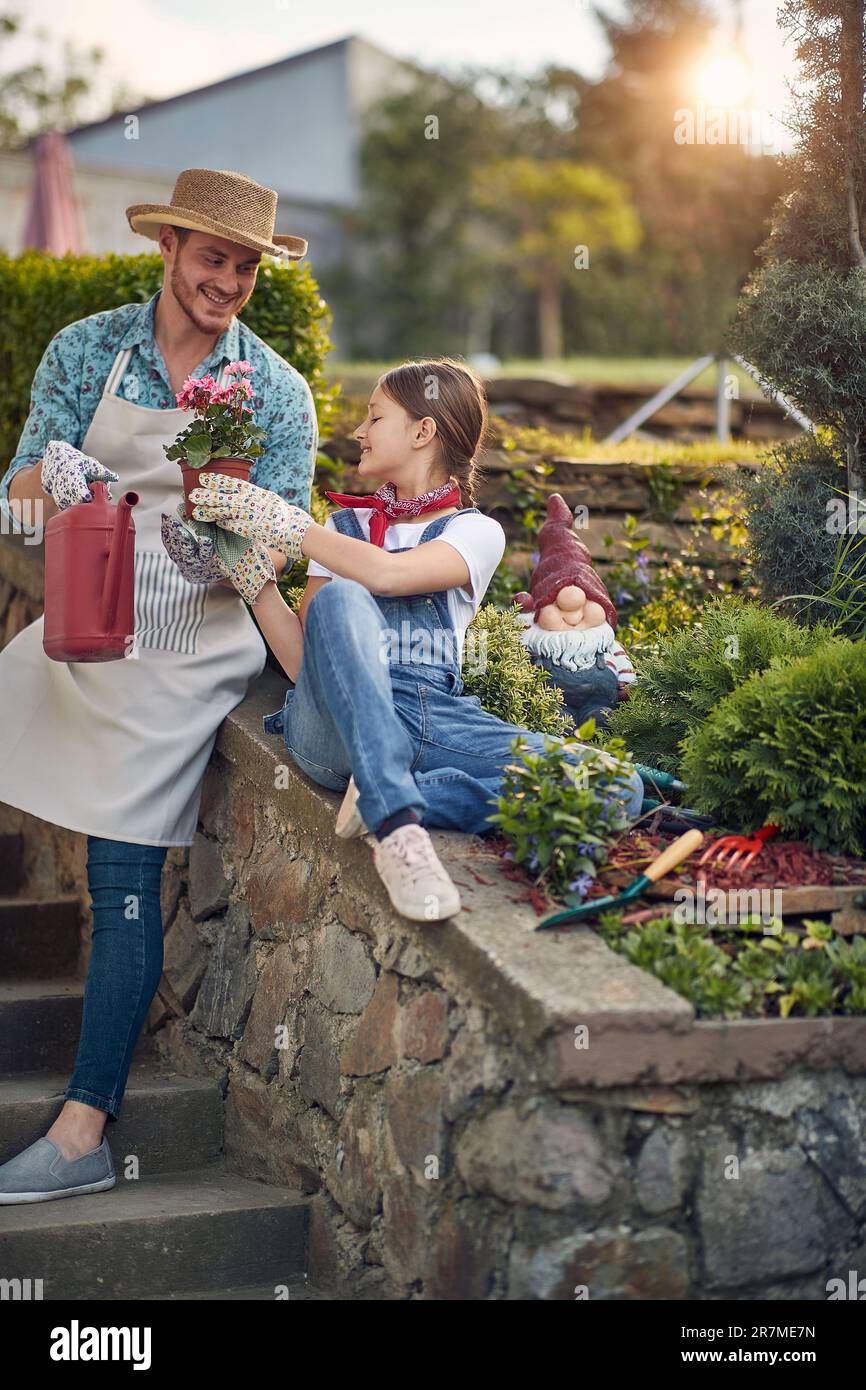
[{"xmin": 164, "ymin": 361, "xmax": 266, "ymax": 517}]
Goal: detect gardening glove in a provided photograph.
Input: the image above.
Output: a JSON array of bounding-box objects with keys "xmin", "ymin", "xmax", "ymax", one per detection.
[
  {"xmin": 160, "ymin": 503, "xmax": 276, "ymax": 604},
  {"xmin": 189, "ymin": 472, "xmax": 313, "ymax": 564},
  {"xmin": 41, "ymin": 439, "xmax": 120, "ymax": 510}
]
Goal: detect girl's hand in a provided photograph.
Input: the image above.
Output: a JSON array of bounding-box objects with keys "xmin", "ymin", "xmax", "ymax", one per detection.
[{"xmin": 189, "ymin": 473, "xmax": 313, "ymax": 563}]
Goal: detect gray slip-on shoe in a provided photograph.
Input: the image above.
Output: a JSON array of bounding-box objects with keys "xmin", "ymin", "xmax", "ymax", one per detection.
[{"xmin": 0, "ymin": 1135, "xmax": 116, "ymax": 1204}]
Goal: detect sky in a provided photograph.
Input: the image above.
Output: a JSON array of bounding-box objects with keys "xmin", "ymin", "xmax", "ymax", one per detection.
[{"xmin": 5, "ymin": 0, "xmax": 799, "ymax": 148}]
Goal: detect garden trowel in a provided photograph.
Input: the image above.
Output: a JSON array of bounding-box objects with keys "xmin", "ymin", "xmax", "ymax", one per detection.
[{"xmin": 536, "ymin": 829, "xmax": 705, "ymax": 929}]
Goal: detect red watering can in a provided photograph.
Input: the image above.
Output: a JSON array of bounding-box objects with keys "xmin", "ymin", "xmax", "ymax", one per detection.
[{"xmin": 43, "ymin": 481, "xmax": 139, "ymax": 662}]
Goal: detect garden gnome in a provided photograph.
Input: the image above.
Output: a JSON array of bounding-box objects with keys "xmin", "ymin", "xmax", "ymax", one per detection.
[{"xmin": 513, "ymin": 493, "xmax": 635, "ymax": 728}]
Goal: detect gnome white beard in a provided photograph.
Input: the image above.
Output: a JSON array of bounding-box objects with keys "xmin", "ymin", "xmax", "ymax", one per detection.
[{"xmin": 517, "ymin": 616, "xmax": 617, "ymax": 672}]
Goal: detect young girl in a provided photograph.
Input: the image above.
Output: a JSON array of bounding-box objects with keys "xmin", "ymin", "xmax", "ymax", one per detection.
[{"xmin": 184, "ymin": 358, "xmax": 644, "ymax": 922}]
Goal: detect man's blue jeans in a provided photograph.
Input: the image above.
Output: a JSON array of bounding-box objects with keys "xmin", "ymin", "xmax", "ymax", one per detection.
[
  {"xmin": 65, "ymin": 837, "xmax": 168, "ymax": 1122},
  {"xmin": 270, "ymin": 578, "xmax": 645, "ymax": 836}
]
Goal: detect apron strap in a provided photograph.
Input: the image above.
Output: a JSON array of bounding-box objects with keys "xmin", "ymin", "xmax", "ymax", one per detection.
[
  {"xmin": 102, "ymin": 348, "xmax": 231, "ymax": 399},
  {"xmin": 103, "ymin": 348, "xmax": 133, "ymax": 397}
]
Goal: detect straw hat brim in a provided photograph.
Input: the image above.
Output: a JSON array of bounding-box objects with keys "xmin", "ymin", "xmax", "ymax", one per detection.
[{"xmin": 126, "ymin": 204, "xmax": 308, "ymax": 261}]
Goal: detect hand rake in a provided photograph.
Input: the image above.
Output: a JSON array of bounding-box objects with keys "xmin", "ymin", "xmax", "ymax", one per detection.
[{"xmin": 696, "ymin": 824, "xmax": 779, "ymax": 874}]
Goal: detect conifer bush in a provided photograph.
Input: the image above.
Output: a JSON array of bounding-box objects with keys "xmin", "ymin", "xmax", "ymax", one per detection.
[
  {"xmin": 681, "ymin": 638, "xmax": 866, "ymax": 854},
  {"xmin": 605, "ymin": 597, "xmax": 832, "ymax": 773}
]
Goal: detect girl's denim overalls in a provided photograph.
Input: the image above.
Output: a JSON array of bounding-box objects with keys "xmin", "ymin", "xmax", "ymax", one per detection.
[{"xmin": 262, "ymin": 507, "xmax": 644, "ymax": 835}]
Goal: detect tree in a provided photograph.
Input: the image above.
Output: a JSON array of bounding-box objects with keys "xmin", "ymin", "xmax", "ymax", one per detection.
[
  {"xmin": 732, "ymin": 0, "xmax": 866, "ymax": 493},
  {"xmin": 336, "ymin": 71, "xmax": 519, "ymax": 359},
  {"xmin": 0, "ymin": 10, "xmax": 141, "ymax": 149},
  {"xmin": 551, "ymin": 0, "xmax": 786, "ymax": 353},
  {"xmin": 471, "ymin": 157, "xmax": 641, "ymax": 359}
]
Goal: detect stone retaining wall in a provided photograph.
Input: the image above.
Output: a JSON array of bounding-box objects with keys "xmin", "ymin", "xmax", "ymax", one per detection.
[{"xmin": 2, "ymin": 533, "xmax": 865, "ymax": 1300}]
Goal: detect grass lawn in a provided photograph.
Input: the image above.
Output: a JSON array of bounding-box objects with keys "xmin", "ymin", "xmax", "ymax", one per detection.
[{"xmin": 326, "ymin": 356, "xmax": 765, "ymax": 399}]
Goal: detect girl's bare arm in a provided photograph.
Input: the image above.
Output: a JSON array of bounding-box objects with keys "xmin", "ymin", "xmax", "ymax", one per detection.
[
  {"xmin": 248, "ymin": 581, "xmax": 305, "ymax": 682},
  {"xmin": 300, "ymin": 524, "xmax": 471, "ymax": 597}
]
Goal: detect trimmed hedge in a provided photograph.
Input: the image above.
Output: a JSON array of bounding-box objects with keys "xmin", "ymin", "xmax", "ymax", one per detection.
[{"xmin": 0, "ymin": 251, "xmax": 338, "ymax": 472}]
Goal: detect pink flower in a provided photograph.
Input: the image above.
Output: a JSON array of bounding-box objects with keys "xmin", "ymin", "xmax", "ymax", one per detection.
[
  {"xmin": 225, "ymin": 360, "xmax": 254, "ymax": 377},
  {"xmin": 176, "ymin": 373, "xmax": 222, "ymax": 413}
]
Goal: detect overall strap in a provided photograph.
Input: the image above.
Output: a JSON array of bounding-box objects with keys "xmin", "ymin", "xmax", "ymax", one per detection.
[
  {"xmin": 418, "ymin": 505, "xmax": 480, "ymax": 544},
  {"xmin": 330, "ymin": 507, "xmax": 367, "ymax": 540}
]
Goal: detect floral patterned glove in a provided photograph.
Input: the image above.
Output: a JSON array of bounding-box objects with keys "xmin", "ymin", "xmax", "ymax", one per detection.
[
  {"xmin": 160, "ymin": 510, "xmax": 228, "ymax": 585},
  {"xmin": 41, "ymin": 440, "xmax": 120, "ymax": 510},
  {"xmin": 189, "ymin": 473, "xmax": 313, "ymax": 563},
  {"xmin": 160, "ymin": 504, "xmax": 277, "ymax": 604}
]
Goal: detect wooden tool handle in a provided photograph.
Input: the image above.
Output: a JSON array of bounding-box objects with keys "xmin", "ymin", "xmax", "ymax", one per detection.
[{"xmin": 643, "ymin": 829, "xmax": 705, "ymax": 882}]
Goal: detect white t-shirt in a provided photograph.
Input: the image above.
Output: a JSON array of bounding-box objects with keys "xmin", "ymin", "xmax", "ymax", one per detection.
[{"xmin": 306, "ymin": 509, "xmax": 506, "ymax": 668}]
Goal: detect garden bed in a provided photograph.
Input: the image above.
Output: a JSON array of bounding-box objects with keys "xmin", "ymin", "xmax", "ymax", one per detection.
[{"xmin": 483, "ymin": 826, "xmax": 866, "ymax": 1021}]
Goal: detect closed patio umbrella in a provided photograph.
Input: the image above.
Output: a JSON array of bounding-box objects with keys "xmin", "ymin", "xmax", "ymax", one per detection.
[{"xmin": 22, "ymin": 130, "xmax": 84, "ymax": 254}]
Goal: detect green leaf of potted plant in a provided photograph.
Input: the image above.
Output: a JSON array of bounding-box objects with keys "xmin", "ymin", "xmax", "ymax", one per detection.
[{"xmin": 164, "ymin": 361, "xmax": 267, "ymax": 516}]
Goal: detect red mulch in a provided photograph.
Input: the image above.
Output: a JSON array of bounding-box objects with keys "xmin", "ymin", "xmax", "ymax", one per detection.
[{"xmin": 482, "ymin": 826, "xmax": 866, "ymax": 917}]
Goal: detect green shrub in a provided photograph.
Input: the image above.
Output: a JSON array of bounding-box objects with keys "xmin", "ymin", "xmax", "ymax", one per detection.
[
  {"xmin": 0, "ymin": 251, "xmax": 338, "ymax": 471},
  {"xmin": 485, "ymin": 730, "xmax": 636, "ymax": 898},
  {"xmin": 681, "ymin": 637, "xmax": 866, "ymax": 853},
  {"xmin": 737, "ymin": 433, "xmax": 851, "ymax": 623},
  {"xmin": 597, "ymin": 910, "xmax": 866, "ymax": 1019},
  {"xmin": 460, "ymin": 604, "xmax": 573, "ymax": 735},
  {"xmin": 606, "ymin": 596, "xmax": 829, "ymax": 773}
]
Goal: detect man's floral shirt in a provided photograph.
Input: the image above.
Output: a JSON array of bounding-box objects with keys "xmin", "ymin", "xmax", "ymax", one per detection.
[{"xmin": 0, "ymin": 290, "xmax": 317, "ymax": 518}]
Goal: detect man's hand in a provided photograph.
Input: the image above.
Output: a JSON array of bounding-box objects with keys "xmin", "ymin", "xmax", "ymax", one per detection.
[
  {"xmin": 189, "ymin": 473, "xmax": 313, "ymax": 564},
  {"xmin": 161, "ymin": 507, "xmax": 277, "ymax": 604},
  {"xmin": 41, "ymin": 440, "xmax": 120, "ymax": 510}
]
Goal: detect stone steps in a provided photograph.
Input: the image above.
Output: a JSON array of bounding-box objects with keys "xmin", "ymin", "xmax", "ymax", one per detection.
[
  {"xmin": 0, "ymin": 833, "xmax": 24, "ymax": 896},
  {"xmin": 0, "ymin": 1066, "xmax": 224, "ymax": 1173},
  {"xmin": 145, "ymin": 1277, "xmax": 334, "ymax": 1301},
  {"xmin": 0, "ymin": 832, "xmax": 323, "ymax": 1303},
  {"xmin": 0, "ymin": 1163, "xmax": 309, "ymax": 1300},
  {"xmin": 0, "ymin": 977, "xmax": 85, "ymax": 1071},
  {"xmin": 0, "ymin": 896, "xmax": 81, "ymax": 978}
]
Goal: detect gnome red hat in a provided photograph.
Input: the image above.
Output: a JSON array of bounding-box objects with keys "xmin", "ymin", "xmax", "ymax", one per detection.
[{"xmin": 514, "ymin": 493, "xmax": 617, "ymax": 627}]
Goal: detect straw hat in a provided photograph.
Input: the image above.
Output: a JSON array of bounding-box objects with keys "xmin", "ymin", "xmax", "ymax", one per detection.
[{"xmin": 126, "ymin": 167, "xmax": 308, "ymax": 260}]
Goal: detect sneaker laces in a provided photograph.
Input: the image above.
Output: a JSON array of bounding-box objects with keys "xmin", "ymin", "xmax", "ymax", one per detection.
[{"xmin": 388, "ymin": 824, "xmax": 435, "ymax": 872}]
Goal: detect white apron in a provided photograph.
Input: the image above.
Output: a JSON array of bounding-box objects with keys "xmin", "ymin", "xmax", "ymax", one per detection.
[{"xmin": 0, "ymin": 350, "xmax": 266, "ymax": 846}]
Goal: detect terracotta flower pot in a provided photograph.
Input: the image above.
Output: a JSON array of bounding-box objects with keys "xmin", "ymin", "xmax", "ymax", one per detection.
[{"xmin": 181, "ymin": 457, "xmax": 253, "ymax": 519}]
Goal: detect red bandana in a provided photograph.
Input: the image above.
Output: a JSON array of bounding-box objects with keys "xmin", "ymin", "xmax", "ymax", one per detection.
[{"xmin": 323, "ymin": 479, "xmax": 462, "ymax": 547}]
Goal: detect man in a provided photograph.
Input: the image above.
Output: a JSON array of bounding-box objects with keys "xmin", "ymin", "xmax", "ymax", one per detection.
[{"xmin": 0, "ymin": 168, "xmax": 316, "ymax": 1204}]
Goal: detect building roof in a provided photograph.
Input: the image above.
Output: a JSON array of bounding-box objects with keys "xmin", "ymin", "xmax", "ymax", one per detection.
[{"xmin": 63, "ymin": 34, "xmax": 417, "ymax": 140}]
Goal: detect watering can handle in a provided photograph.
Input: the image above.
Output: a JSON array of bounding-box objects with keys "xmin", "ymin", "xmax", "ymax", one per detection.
[{"xmin": 643, "ymin": 829, "xmax": 705, "ymax": 882}]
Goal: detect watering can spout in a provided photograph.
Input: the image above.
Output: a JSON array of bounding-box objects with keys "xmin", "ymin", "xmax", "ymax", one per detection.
[{"xmin": 100, "ymin": 487, "xmax": 139, "ymax": 635}]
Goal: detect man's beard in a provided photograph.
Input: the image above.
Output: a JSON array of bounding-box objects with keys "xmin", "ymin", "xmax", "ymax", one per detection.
[{"xmin": 170, "ymin": 258, "xmax": 251, "ymax": 334}]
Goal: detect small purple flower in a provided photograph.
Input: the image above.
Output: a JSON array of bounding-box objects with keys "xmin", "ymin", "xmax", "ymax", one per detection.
[
  {"xmin": 527, "ymin": 852, "xmax": 540, "ymax": 872},
  {"xmin": 568, "ymin": 872, "xmax": 594, "ymax": 898},
  {"xmin": 635, "ymin": 551, "xmax": 650, "ymax": 569},
  {"xmin": 530, "ymin": 550, "xmax": 540, "ymax": 565},
  {"xmin": 615, "ymin": 589, "xmax": 632, "ymax": 606}
]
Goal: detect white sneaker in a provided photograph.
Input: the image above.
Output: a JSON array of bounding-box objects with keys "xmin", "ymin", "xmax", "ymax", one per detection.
[
  {"xmin": 336, "ymin": 776, "xmax": 367, "ymax": 838},
  {"xmin": 372, "ymin": 823, "xmax": 462, "ymax": 922}
]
